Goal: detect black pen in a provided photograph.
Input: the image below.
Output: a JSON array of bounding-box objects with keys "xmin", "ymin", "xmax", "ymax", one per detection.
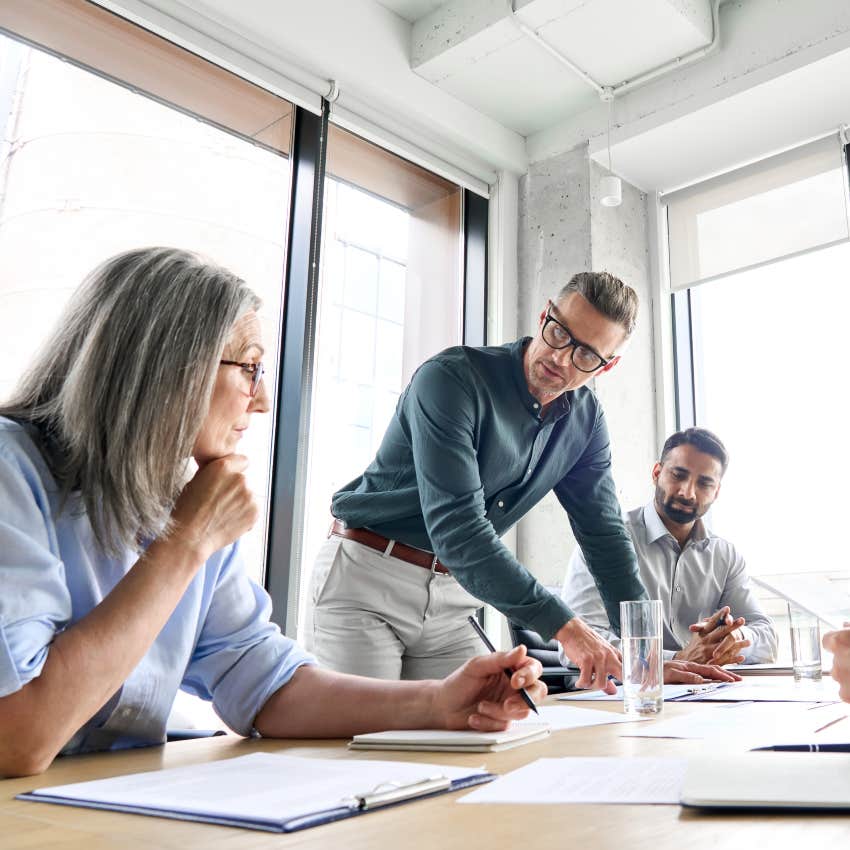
[
  {"xmin": 752, "ymin": 744, "xmax": 850, "ymax": 752},
  {"xmin": 713, "ymin": 609, "xmax": 730, "ymax": 632},
  {"xmin": 467, "ymin": 615, "xmax": 539, "ymax": 715}
]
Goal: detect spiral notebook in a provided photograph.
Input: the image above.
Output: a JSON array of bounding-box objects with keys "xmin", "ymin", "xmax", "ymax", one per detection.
[{"xmin": 17, "ymin": 752, "xmax": 495, "ymax": 833}]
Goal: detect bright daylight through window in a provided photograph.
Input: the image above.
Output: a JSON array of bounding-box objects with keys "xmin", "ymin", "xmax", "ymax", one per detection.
[
  {"xmin": 0, "ymin": 32, "xmax": 291, "ymax": 587},
  {"xmin": 673, "ymin": 136, "xmax": 850, "ymax": 662}
]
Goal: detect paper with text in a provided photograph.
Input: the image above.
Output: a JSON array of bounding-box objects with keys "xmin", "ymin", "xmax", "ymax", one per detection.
[{"xmin": 459, "ymin": 757, "xmax": 686, "ymax": 805}]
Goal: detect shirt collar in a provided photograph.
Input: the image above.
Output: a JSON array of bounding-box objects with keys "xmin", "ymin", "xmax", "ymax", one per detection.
[
  {"xmin": 512, "ymin": 337, "xmax": 571, "ymax": 421},
  {"xmin": 642, "ymin": 500, "xmax": 709, "ymax": 546}
]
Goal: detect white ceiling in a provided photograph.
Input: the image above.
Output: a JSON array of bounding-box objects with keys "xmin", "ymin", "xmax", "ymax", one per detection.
[
  {"xmin": 377, "ymin": 0, "xmax": 443, "ymax": 22},
  {"xmin": 95, "ymin": 0, "xmax": 850, "ymax": 193},
  {"xmin": 386, "ymin": 0, "xmax": 715, "ymax": 135},
  {"xmin": 375, "ymin": 0, "xmax": 850, "ymax": 191}
]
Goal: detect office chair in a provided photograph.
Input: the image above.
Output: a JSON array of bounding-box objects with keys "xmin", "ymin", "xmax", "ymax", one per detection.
[
  {"xmin": 166, "ymin": 729, "xmax": 227, "ymax": 742},
  {"xmin": 508, "ymin": 620, "xmax": 579, "ymax": 694}
]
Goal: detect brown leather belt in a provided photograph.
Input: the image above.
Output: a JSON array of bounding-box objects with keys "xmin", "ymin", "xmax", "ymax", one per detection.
[{"xmin": 330, "ymin": 519, "xmax": 450, "ymax": 574}]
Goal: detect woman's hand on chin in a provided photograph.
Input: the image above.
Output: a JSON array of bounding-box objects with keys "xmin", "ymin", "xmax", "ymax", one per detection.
[{"xmin": 170, "ymin": 454, "xmax": 257, "ymax": 559}]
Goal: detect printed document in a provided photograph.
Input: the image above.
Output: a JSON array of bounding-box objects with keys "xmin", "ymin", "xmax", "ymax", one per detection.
[{"xmin": 459, "ymin": 757, "xmax": 686, "ymax": 805}]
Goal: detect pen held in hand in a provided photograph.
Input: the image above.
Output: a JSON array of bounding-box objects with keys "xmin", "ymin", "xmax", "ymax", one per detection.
[
  {"xmin": 467, "ymin": 615, "xmax": 539, "ymax": 715},
  {"xmin": 712, "ymin": 609, "xmax": 730, "ymax": 632}
]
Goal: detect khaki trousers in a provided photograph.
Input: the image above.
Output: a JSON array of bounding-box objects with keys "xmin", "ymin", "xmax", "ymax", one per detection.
[{"xmin": 304, "ymin": 536, "xmax": 485, "ymax": 680}]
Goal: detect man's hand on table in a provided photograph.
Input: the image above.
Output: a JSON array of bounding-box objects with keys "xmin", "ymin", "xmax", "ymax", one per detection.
[
  {"xmin": 556, "ymin": 617, "xmax": 621, "ymax": 694},
  {"xmin": 663, "ymin": 659, "xmax": 742, "ymax": 684}
]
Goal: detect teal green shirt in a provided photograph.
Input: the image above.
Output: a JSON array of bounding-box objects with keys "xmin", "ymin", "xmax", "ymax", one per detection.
[{"xmin": 332, "ymin": 338, "xmax": 646, "ymax": 641}]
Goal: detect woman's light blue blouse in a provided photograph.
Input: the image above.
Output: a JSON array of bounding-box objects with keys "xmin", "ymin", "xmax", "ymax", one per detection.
[{"xmin": 0, "ymin": 417, "xmax": 314, "ymax": 753}]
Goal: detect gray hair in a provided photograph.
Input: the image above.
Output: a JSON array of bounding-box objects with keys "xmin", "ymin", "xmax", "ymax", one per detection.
[
  {"xmin": 0, "ymin": 247, "xmax": 260, "ymax": 556},
  {"xmin": 557, "ymin": 271, "xmax": 638, "ymax": 336}
]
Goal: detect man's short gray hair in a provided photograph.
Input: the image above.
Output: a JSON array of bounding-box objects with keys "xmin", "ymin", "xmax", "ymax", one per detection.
[
  {"xmin": 0, "ymin": 247, "xmax": 260, "ymax": 556},
  {"xmin": 557, "ymin": 271, "xmax": 638, "ymax": 336}
]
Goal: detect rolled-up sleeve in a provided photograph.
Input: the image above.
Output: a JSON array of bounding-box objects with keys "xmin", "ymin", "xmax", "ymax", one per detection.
[
  {"xmin": 0, "ymin": 447, "xmax": 70, "ymax": 698},
  {"xmin": 181, "ymin": 545, "xmax": 316, "ymax": 736}
]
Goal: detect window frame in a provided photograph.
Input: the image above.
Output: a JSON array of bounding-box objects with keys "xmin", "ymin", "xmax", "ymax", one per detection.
[{"xmin": 264, "ymin": 104, "xmax": 327, "ymax": 637}]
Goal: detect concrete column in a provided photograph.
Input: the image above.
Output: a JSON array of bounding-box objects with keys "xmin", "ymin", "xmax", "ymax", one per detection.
[{"xmin": 515, "ymin": 144, "xmax": 654, "ymax": 590}]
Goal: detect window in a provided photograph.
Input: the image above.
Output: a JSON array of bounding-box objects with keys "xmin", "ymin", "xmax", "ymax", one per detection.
[
  {"xmin": 666, "ymin": 136, "xmax": 850, "ymax": 662},
  {"xmin": 0, "ymin": 7, "xmax": 292, "ymax": 586},
  {"xmin": 296, "ymin": 125, "xmax": 464, "ymax": 642}
]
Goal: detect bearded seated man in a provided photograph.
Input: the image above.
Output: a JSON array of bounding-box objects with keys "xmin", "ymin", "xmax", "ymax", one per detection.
[{"xmin": 562, "ymin": 428, "xmax": 778, "ymax": 667}]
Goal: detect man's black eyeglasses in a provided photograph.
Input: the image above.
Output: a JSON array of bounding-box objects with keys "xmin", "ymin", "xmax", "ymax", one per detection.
[{"xmin": 540, "ymin": 301, "xmax": 610, "ymax": 373}]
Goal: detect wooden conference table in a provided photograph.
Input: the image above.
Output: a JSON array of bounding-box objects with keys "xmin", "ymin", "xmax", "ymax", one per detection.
[{"xmin": 2, "ymin": 698, "xmax": 848, "ymax": 850}]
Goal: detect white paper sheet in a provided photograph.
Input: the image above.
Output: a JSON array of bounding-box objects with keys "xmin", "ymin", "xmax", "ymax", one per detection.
[
  {"xmin": 514, "ymin": 704, "xmax": 650, "ymax": 730},
  {"xmin": 621, "ymin": 701, "xmax": 850, "ymax": 749},
  {"xmin": 458, "ymin": 757, "xmax": 686, "ymax": 805}
]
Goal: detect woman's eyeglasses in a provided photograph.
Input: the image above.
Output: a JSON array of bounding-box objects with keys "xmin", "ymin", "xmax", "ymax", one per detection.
[{"xmin": 219, "ymin": 360, "xmax": 265, "ymax": 397}]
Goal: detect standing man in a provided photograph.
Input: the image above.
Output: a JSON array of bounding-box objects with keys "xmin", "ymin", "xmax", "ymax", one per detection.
[
  {"xmin": 308, "ymin": 273, "xmax": 733, "ymax": 691},
  {"xmin": 562, "ymin": 428, "xmax": 778, "ymax": 665}
]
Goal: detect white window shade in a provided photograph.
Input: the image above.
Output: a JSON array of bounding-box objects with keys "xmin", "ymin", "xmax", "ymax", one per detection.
[{"xmin": 663, "ymin": 135, "xmax": 849, "ymax": 291}]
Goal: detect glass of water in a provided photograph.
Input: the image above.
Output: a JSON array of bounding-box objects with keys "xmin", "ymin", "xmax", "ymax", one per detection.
[
  {"xmin": 787, "ymin": 603, "xmax": 822, "ymax": 681},
  {"xmin": 620, "ymin": 600, "xmax": 664, "ymax": 715}
]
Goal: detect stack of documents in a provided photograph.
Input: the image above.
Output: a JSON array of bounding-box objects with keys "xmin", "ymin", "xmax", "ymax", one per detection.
[{"xmin": 558, "ymin": 683, "xmax": 731, "ymax": 702}]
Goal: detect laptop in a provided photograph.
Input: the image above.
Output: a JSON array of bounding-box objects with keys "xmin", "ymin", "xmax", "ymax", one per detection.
[
  {"xmin": 681, "ymin": 752, "xmax": 850, "ymax": 811},
  {"xmin": 753, "ymin": 574, "xmax": 850, "ymax": 631}
]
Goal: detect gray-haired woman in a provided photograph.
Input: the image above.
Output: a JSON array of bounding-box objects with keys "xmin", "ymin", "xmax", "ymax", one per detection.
[{"xmin": 0, "ymin": 247, "xmax": 544, "ymax": 777}]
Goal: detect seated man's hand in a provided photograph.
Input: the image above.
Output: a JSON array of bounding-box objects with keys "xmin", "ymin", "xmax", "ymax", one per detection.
[
  {"xmin": 555, "ymin": 617, "xmax": 621, "ymax": 694},
  {"xmin": 434, "ymin": 645, "xmax": 547, "ymax": 731},
  {"xmin": 674, "ymin": 607, "xmax": 750, "ymax": 666},
  {"xmin": 822, "ymin": 623, "xmax": 850, "ymax": 703},
  {"xmin": 663, "ymin": 659, "xmax": 743, "ymax": 684}
]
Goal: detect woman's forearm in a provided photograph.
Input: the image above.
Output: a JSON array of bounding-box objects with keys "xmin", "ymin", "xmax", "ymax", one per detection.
[
  {"xmin": 253, "ymin": 666, "xmax": 439, "ymax": 739},
  {"xmin": 0, "ymin": 537, "xmax": 205, "ymax": 776}
]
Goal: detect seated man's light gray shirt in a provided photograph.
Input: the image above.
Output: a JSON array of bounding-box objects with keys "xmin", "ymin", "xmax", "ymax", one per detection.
[{"xmin": 561, "ymin": 502, "xmax": 777, "ymax": 662}]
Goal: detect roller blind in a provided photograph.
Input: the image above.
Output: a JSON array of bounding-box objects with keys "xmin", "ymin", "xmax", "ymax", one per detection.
[{"xmin": 663, "ymin": 134, "xmax": 849, "ymax": 291}]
